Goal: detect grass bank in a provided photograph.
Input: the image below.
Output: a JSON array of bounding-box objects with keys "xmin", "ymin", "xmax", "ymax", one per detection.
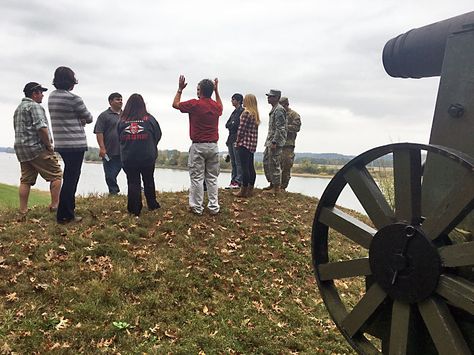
[
  {"xmin": 0, "ymin": 189, "xmax": 357, "ymax": 353},
  {"xmin": 0, "ymin": 183, "xmax": 49, "ymax": 210}
]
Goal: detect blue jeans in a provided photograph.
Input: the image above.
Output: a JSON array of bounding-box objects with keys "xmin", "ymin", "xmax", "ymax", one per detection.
[
  {"xmin": 227, "ymin": 142, "xmax": 242, "ymax": 185},
  {"xmin": 103, "ymin": 155, "xmax": 122, "ymax": 194},
  {"xmin": 57, "ymin": 151, "xmax": 84, "ymax": 222},
  {"xmin": 237, "ymin": 146, "xmax": 256, "ymax": 187}
]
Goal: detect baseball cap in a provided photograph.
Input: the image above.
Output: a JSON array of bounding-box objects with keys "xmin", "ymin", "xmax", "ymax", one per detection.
[
  {"xmin": 23, "ymin": 82, "xmax": 48, "ymax": 95},
  {"xmin": 279, "ymin": 96, "xmax": 289, "ymax": 105},
  {"xmin": 265, "ymin": 89, "xmax": 281, "ymax": 97}
]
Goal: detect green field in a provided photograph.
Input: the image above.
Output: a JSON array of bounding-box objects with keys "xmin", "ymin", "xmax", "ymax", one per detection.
[
  {"xmin": 0, "ymin": 189, "xmax": 362, "ymax": 353},
  {"xmin": 0, "ymin": 183, "xmax": 50, "ymax": 209}
]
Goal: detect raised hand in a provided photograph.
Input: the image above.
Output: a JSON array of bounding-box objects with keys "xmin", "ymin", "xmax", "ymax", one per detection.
[{"xmin": 179, "ymin": 75, "xmax": 187, "ymax": 91}]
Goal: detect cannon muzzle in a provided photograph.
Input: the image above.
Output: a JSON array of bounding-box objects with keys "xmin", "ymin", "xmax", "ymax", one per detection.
[{"xmin": 383, "ymin": 11, "xmax": 474, "ymax": 78}]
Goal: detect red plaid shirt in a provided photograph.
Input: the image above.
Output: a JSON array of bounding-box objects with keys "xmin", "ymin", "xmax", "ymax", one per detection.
[{"xmin": 236, "ymin": 110, "xmax": 258, "ymax": 153}]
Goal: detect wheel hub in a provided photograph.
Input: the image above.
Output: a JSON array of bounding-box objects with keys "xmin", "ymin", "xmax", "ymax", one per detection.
[{"xmin": 369, "ymin": 223, "xmax": 441, "ymax": 303}]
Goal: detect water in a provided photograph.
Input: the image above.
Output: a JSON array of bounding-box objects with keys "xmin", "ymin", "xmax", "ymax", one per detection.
[{"xmin": 0, "ymin": 152, "xmax": 364, "ymax": 213}]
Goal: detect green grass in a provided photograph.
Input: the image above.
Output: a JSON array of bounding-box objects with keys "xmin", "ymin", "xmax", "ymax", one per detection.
[
  {"xmin": 0, "ymin": 189, "xmax": 359, "ymax": 353},
  {"xmin": 0, "ymin": 183, "xmax": 50, "ymax": 209}
]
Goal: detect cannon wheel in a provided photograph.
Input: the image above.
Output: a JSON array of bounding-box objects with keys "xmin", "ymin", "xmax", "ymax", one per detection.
[{"xmin": 312, "ymin": 143, "xmax": 474, "ymax": 354}]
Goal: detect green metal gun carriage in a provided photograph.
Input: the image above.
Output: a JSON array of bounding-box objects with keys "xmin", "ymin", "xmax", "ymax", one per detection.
[{"xmin": 311, "ymin": 12, "xmax": 474, "ymax": 354}]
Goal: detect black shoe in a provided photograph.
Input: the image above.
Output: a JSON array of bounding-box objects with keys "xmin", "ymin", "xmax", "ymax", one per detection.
[
  {"xmin": 57, "ymin": 216, "xmax": 83, "ymax": 224},
  {"xmin": 149, "ymin": 202, "xmax": 161, "ymax": 211}
]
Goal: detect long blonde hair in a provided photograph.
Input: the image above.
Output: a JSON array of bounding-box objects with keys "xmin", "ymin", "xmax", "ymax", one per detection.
[{"xmin": 243, "ymin": 94, "xmax": 260, "ymax": 125}]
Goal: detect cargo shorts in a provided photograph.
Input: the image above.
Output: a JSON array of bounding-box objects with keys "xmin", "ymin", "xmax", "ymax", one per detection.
[{"xmin": 20, "ymin": 150, "xmax": 63, "ymax": 185}]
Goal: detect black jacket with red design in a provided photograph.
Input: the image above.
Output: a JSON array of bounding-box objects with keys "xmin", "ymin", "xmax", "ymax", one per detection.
[{"xmin": 118, "ymin": 114, "xmax": 162, "ymax": 168}]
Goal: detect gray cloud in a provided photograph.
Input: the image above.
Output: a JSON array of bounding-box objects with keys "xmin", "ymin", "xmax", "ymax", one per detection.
[{"xmin": 2, "ymin": 0, "xmax": 472, "ymax": 155}]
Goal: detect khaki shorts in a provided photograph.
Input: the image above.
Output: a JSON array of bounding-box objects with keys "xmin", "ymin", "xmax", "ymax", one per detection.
[{"xmin": 20, "ymin": 150, "xmax": 63, "ymax": 185}]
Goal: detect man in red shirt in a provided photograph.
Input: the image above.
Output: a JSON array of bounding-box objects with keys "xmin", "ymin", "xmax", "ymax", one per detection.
[{"xmin": 172, "ymin": 75, "xmax": 223, "ymax": 215}]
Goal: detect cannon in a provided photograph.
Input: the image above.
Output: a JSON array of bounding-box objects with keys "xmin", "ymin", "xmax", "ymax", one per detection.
[{"xmin": 311, "ymin": 12, "xmax": 474, "ymax": 354}]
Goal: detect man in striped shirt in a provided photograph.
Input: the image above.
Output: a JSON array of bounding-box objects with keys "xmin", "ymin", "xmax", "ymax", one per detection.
[{"xmin": 48, "ymin": 66, "xmax": 93, "ymax": 224}]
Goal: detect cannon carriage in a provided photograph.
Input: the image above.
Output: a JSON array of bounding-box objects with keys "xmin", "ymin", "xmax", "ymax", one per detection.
[{"xmin": 311, "ymin": 12, "xmax": 474, "ymax": 354}]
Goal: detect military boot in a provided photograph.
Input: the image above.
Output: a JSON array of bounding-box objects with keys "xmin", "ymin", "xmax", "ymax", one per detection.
[
  {"xmin": 247, "ymin": 185, "xmax": 255, "ymax": 197},
  {"xmin": 234, "ymin": 186, "xmax": 248, "ymax": 197},
  {"xmin": 263, "ymin": 185, "xmax": 280, "ymax": 195}
]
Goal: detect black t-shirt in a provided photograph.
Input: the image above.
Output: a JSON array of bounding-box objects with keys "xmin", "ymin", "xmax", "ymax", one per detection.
[{"xmin": 93, "ymin": 108, "xmax": 121, "ymax": 156}]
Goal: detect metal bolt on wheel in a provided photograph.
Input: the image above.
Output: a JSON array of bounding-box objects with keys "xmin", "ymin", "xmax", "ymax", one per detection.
[{"xmin": 311, "ymin": 143, "xmax": 474, "ymax": 354}]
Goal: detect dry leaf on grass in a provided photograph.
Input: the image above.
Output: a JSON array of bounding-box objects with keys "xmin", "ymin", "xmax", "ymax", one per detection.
[
  {"xmin": 55, "ymin": 316, "xmax": 70, "ymax": 330},
  {"xmin": 96, "ymin": 336, "xmax": 115, "ymax": 348},
  {"xmin": 6, "ymin": 292, "xmax": 18, "ymax": 302}
]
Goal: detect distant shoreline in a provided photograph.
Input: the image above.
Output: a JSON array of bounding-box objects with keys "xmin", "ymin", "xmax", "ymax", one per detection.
[
  {"xmin": 84, "ymin": 160, "xmax": 335, "ymax": 179},
  {"xmin": 0, "ymin": 151, "xmax": 336, "ymax": 180}
]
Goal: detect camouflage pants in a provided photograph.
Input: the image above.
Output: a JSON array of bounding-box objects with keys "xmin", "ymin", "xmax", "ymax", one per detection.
[
  {"xmin": 263, "ymin": 145, "xmax": 282, "ymax": 186},
  {"xmin": 281, "ymin": 146, "xmax": 295, "ymax": 189}
]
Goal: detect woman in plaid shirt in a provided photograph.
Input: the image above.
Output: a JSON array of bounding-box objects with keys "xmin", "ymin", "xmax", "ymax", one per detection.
[{"xmin": 234, "ymin": 94, "xmax": 260, "ymax": 197}]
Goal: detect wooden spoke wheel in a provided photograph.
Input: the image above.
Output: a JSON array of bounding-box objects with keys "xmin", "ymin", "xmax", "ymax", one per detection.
[{"xmin": 311, "ymin": 143, "xmax": 474, "ymax": 354}]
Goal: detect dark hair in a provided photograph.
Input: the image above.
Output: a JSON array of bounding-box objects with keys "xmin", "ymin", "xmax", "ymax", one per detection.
[
  {"xmin": 232, "ymin": 93, "xmax": 243, "ymax": 105},
  {"xmin": 108, "ymin": 92, "xmax": 122, "ymax": 102},
  {"xmin": 198, "ymin": 79, "xmax": 214, "ymax": 98},
  {"xmin": 121, "ymin": 94, "xmax": 148, "ymax": 121},
  {"xmin": 52, "ymin": 66, "xmax": 78, "ymax": 90}
]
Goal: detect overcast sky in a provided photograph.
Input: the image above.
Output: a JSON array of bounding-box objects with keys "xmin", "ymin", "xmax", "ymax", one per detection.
[{"xmin": 1, "ymin": 0, "xmax": 472, "ymax": 155}]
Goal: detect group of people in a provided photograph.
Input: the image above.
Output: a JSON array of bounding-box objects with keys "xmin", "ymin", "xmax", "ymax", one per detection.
[
  {"xmin": 13, "ymin": 67, "xmax": 93, "ymax": 224},
  {"xmin": 13, "ymin": 66, "xmax": 162, "ymax": 222},
  {"xmin": 13, "ymin": 67, "xmax": 301, "ymax": 220},
  {"xmin": 225, "ymin": 90, "xmax": 301, "ymax": 196}
]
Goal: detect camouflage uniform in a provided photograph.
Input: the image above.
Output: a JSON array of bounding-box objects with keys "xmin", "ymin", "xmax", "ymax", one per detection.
[
  {"xmin": 281, "ymin": 108, "xmax": 301, "ymax": 189},
  {"xmin": 263, "ymin": 103, "xmax": 287, "ymax": 186}
]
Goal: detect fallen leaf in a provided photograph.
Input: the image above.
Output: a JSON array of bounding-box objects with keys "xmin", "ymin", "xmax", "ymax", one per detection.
[
  {"xmin": 1, "ymin": 342, "xmax": 12, "ymax": 354},
  {"xmin": 55, "ymin": 316, "xmax": 70, "ymax": 330},
  {"xmin": 50, "ymin": 343, "xmax": 61, "ymax": 350},
  {"xmin": 6, "ymin": 292, "xmax": 18, "ymax": 302},
  {"xmin": 96, "ymin": 336, "xmax": 115, "ymax": 348},
  {"xmin": 149, "ymin": 324, "xmax": 160, "ymax": 334},
  {"xmin": 34, "ymin": 283, "xmax": 50, "ymax": 291},
  {"xmin": 164, "ymin": 330, "xmax": 177, "ymax": 339}
]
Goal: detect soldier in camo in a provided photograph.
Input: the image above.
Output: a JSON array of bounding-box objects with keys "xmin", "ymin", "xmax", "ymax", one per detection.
[
  {"xmin": 279, "ymin": 97, "xmax": 301, "ymax": 191},
  {"xmin": 262, "ymin": 89, "xmax": 287, "ymax": 194}
]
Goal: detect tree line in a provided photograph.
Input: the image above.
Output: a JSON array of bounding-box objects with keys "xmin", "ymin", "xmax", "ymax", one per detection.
[{"xmin": 84, "ymin": 148, "xmax": 340, "ymax": 176}]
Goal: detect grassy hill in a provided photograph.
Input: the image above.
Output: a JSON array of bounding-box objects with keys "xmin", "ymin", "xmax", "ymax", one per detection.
[
  {"xmin": 0, "ymin": 183, "xmax": 50, "ymax": 210},
  {"xmin": 0, "ymin": 189, "xmax": 356, "ymax": 353}
]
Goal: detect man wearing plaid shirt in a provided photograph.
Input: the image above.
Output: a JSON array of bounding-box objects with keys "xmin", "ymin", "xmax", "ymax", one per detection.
[{"xmin": 13, "ymin": 82, "xmax": 62, "ymax": 218}]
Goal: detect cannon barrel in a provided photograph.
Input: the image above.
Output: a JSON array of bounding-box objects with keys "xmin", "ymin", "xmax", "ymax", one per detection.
[{"xmin": 383, "ymin": 11, "xmax": 474, "ymax": 78}]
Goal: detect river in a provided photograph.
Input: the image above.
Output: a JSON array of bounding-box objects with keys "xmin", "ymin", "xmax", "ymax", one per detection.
[{"xmin": 0, "ymin": 152, "xmax": 364, "ymax": 213}]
